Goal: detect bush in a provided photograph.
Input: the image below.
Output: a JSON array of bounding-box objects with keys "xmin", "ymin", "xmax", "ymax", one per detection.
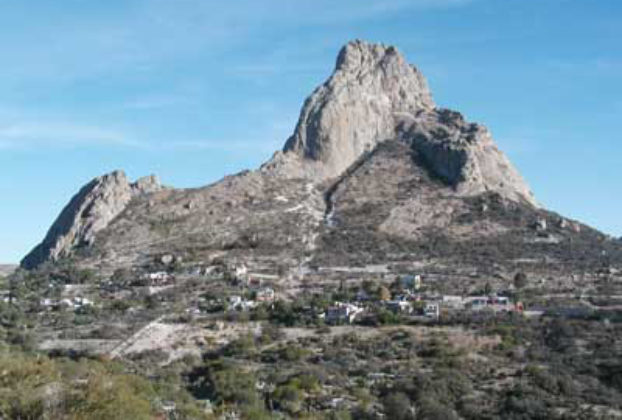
[
  {"xmin": 417, "ymin": 396, "xmax": 459, "ymax": 420},
  {"xmin": 279, "ymin": 344, "xmax": 310, "ymax": 362},
  {"xmin": 382, "ymin": 392, "xmax": 414, "ymax": 420},
  {"xmin": 222, "ymin": 334, "xmax": 257, "ymax": 359},
  {"xmin": 272, "ymin": 383, "xmax": 302, "ymax": 415},
  {"xmin": 201, "ymin": 361, "xmax": 261, "ymax": 408},
  {"xmin": 0, "ymin": 351, "xmax": 158, "ymax": 419}
]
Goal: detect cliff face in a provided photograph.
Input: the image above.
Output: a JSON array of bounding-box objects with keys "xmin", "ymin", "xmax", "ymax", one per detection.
[
  {"xmin": 398, "ymin": 109, "xmax": 537, "ymax": 205},
  {"xmin": 276, "ymin": 40, "xmax": 434, "ymax": 180},
  {"xmin": 21, "ymin": 171, "xmax": 162, "ymax": 269}
]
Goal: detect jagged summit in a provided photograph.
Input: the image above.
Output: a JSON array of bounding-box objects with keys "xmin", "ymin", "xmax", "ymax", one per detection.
[
  {"xmin": 280, "ymin": 40, "xmax": 435, "ymax": 179},
  {"xmin": 272, "ymin": 40, "xmax": 536, "ymax": 206},
  {"xmin": 21, "ymin": 171, "xmax": 162, "ymax": 269}
]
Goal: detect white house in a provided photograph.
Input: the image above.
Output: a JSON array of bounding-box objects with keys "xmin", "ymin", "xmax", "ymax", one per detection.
[
  {"xmin": 57, "ymin": 296, "xmax": 93, "ymax": 310},
  {"xmin": 74, "ymin": 297, "xmax": 93, "ymax": 307},
  {"xmin": 386, "ymin": 300, "xmax": 413, "ymax": 314},
  {"xmin": 442, "ymin": 295, "xmax": 464, "ymax": 309},
  {"xmin": 228, "ymin": 295, "xmax": 243, "ymax": 307},
  {"xmin": 424, "ymin": 303, "xmax": 440, "ymax": 319},
  {"xmin": 145, "ymin": 271, "xmax": 174, "ymax": 285},
  {"xmin": 465, "ymin": 296, "xmax": 488, "ymax": 310},
  {"xmin": 234, "ymin": 265, "xmax": 248, "ymax": 281},
  {"xmin": 326, "ymin": 302, "xmax": 364, "ymax": 324},
  {"xmin": 465, "ymin": 296, "xmax": 513, "ymax": 312},
  {"xmin": 255, "ymin": 287, "xmax": 275, "ymax": 302},
  {"xmin": 40, "ymin": 298, "xmax": 56, "ymax": 307},
  {"xmin": 227, "ymin": 295, "xmax": 256, "ymax": 311}
]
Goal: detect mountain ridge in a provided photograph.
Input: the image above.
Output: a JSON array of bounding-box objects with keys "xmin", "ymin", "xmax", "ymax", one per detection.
[{"xmin": 22, "ymin": 40, "xmax": 614, "ymax": 278}]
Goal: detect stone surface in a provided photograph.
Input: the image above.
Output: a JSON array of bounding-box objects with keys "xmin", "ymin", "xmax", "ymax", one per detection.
[
  {"xmin": 21, "ymin": 171, "xmax": 162, "ymax": 269},
  {"xmin": 272, "ymin": 40, "xmax": 536, "ymax": 206},
  {"xmin": 278, "ymin": 40, "xmax": 434, "ymax": 180},
  {"xmin": 396, "ymin": 109, "xmax": 537, "ymax": 206}
]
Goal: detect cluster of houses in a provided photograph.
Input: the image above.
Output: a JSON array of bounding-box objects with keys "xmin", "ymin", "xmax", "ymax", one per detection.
[
  {"xmin": 320, "ymin": 273, "xmax": 524, "ymax": 324},
  {"xmin": 322, "ymin": 299, "xmax": 440, "ymax": 324},
  {"xmin": 142, "ymin": 271, "xmax": 175, "ymax": 286},
  {"xmin": 322, "ymin": 293, "xmax": 522, "ymax": 324},
  {"xmin": 324, "ymin": 302, "xmax": 365, "ymax": 324},
  {"xmin": 225, "ymin": 284, "xmax": 276, "ymax": 312},
  {"xmin": 124, "ymin": 264, "xmax": 523, "ymax": 322},
  {"xmin": 40, "ymin": 296, "xmax": 94, "ymax": 311},
  {"xmin": 189, "ymin": 264, "xmax": 277, "ymax": 314}
]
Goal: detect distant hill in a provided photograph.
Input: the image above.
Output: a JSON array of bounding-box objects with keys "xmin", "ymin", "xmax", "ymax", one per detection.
[{"xmin": 0, "ymin": 264, "xmax": 17, "ymax": 277}]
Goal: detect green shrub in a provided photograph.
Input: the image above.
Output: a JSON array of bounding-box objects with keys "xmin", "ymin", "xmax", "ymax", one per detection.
[
  {"xmin": 382, "ymin": 392, "xmax": 413, "ymax": 420},
  {"xmin": 272, "ymin": 383, "xmax": 302, "ymax": 415}
]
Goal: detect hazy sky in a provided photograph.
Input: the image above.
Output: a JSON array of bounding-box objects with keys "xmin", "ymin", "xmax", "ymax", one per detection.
[{"xmin": 1, "ymin": 0, "xmax": 620, "ymax": 263}]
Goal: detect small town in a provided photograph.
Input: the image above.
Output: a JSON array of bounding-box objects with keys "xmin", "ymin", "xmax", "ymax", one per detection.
[{"xmin": 1, "ymin": 254, "xmax": 620, "ymax": 418}]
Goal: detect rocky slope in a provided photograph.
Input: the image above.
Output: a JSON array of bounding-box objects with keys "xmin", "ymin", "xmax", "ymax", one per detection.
[
  {"xmin": 313, "ymin": 140, "xmax": 621, "ymax": 273},
  {"xmin": 21, "ymin": 40, "xmax": 618, "ymax": 280}
]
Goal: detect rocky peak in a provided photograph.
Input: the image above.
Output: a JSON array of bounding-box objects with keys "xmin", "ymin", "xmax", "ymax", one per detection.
[
  {"xmin": 281, "ymin": 40, "xmax": 434, "ymax": 179},
  {"xmin": 275, "ymin": 40, "xmax": 536, "ymax": 206},
  {"xmin": 21, "ymin": 170, "xmax": 162, "ymax": 269},
  {"xmin": 396, "ymin": 109, "xmax": 538, "ymax": 206},
  {"xmin": 132, "ymin": 175, "xmax": 162, "ymax": 194}
]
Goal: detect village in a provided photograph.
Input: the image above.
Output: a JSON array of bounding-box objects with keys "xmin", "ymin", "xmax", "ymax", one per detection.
[
  {"xmin": 2, "ymin": 252, "xmax": 617, "ymax": 378},
  {"xmin": 28, "ymin": 261, "xmax": 530, "ymax": 323},
  {"xmin": 19, "ymin": 249, "xmax": 612, "ymax": 334},
  {"xmin": 2, "ymin": 256, "xmax": 621, "ymax": 419}
]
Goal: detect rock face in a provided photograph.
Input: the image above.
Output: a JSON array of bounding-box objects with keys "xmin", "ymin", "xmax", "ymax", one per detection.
[
  {"xmin": 23, "ymin": 40, "xmax": 547, "ymax": 270},
  {"xmin": 276, "ymin": 40, "xmax": 536, "ymax": 206},
  {"xmin": 397, "ymin": 109, "xmax": 537, "ymax": 205},
  {"xmin": 281, "ymin": 40, "xmax": 434, "ymax": 179},
  {"xmin": 21, "ymin": 171, "xmax": 162, "ymax": 269}
]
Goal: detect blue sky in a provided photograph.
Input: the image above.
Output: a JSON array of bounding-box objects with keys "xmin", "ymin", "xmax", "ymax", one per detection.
[{"xmin": 1, "ymin": 0, "xmax": 620, "ymax": 263}]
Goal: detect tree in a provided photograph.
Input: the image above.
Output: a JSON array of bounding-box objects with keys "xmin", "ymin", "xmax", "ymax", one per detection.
[
  {"xmin": 208, "ymin": 363, "xmax": 260, "ymax": 407},
  {"xmin": 382, "ymin": 392, "xmax": 414, "ymax": 420},
  {"xmin": 514, "ymin": 272, "xmax": 528, "ymax": 290},
  {"xmin": 272, "ymin": 383, "xmax": 303, "ymax": 415},
  {"xmin": 8, "ymin": 270, "xmax": 27, "ymax": 304},
  {"xmin": 362, "ymin": 280, "xmax": 376, "ymax": 295},
  {"xmin": 377, "ymin": 285, "xmax": 391, "ymax": 301}
]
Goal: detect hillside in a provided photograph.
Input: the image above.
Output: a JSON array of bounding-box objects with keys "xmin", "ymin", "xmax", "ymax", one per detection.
[
  {"xmin": 5, "ymin": 40, "xmax": 622, "ymax": 420},
  {"xmin": 0, "ymin": 264, "xmax": 17, "ymax": 277}
]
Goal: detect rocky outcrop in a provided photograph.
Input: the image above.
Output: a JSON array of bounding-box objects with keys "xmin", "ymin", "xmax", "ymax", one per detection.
[
  {"xmin": 272, "ymin": 40, "xmax": 537, "ymax": 206},
  {"xmin": 279, "ymin": 40, "xmax": 434, "ymax": 179},
  {"xmin": 397, "ymin": 109, "xmax": 537, "ymax": 206},
  {"xmin": 21, "ymin": 171, "xmax": 162, "ymax": 269}
]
